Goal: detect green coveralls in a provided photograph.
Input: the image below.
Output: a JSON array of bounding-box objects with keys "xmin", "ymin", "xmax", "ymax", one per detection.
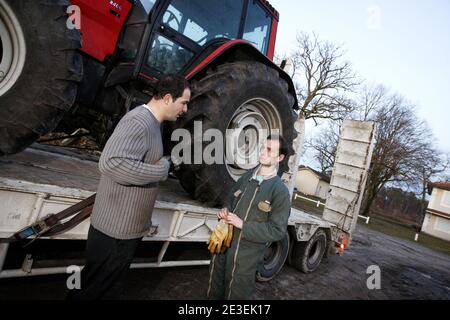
[{"xmin": 207, "ymin": 168, "xmax": 291, "ymax": 300}]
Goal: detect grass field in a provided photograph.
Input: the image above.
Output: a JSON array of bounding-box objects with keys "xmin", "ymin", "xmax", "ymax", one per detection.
[{"xmin": 363, "ymin": 215, "xmax": 450, "ymax": 256}]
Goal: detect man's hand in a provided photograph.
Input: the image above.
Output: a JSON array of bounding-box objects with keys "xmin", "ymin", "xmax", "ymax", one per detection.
[
  {"xmin": 170, "ymin": 154, "xmax": 182, "ymax": 170},
  {"xmin": 225, "ymin": 212, "xmax": 243, "ymax": 230},
  {"xmin": 217, "ymin": 208, "xmax": 229, "ymax": 220},
  {"xmin": 160, "ymin": 156, "xmax": 172, "ymax": 166}
]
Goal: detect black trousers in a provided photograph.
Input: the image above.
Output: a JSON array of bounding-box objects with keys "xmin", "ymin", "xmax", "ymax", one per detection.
[{"xmin": 66, "ymin": 225, "xmax": 142, "ymax": 300}]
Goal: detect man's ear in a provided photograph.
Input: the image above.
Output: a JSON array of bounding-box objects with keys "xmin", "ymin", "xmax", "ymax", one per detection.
[
  {"xmin": 163, "ymin": 93, "xmax": 173, "ymax": 105},
  {"xmin": 278, "ymin": 154, "xmax": 285, "ymax": 162}
]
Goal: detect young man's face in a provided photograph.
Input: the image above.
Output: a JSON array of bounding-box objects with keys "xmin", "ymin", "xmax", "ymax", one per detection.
[
  {"xmin": 259, "ymin": 139, "xmax": 285, "ymax": 167},
  {"xmin": 164, "ymin": 88, "xmax": 191, "ymax": 121}
]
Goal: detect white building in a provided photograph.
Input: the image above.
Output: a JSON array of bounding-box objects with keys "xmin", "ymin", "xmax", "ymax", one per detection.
[
  {"xmin": 422, "ymin": 182, "xmax": 450, "ymax": 241},
  {"xmin": 295, "ymin": 166, "xmax": 330, "ymax": 200}
]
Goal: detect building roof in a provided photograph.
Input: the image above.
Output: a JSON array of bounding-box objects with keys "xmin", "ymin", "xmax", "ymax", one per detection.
[
  {"xmin": 298, "ymin": 165, "xmax": 331, "ymax": 183},
  {"xmin": 427, "ymin": 182, "xmax": 450, "ymax": 194}
]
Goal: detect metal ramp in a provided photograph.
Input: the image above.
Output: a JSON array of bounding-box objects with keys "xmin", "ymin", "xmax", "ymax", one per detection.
[{"xmin": 322, "ymin": 120, "xmax": 376, "ymax": 244}]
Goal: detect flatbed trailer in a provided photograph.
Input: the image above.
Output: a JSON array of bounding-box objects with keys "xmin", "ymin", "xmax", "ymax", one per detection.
[{"xmin": 0, "ymin": 145, "xmax": 330, "ymax": 279}]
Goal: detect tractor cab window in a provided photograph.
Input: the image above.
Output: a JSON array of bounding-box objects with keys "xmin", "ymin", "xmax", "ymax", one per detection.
[
  {"xmin": 162, "ymin": 0, "xmax": 243, "ymax": 46},
  {"xmin": 120, "ymin": 24, "xmax": 145, "ymax": 61},
  {"xmin": 243, "ymin": 1, "xmax": 272, "ymax": 54},
  {"xmin": 146, "ymin": 34, "xmax": 194, "ymax": 74},
  {"xmin": 119, "ymin": 0, "xmax": 157, "ymax": 61},
  {"xmin": 141, "ymin": 0, "xmax": 156, "ymax": 13}
]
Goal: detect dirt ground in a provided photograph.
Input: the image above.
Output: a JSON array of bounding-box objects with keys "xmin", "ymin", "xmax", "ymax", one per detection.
[{"xmin": 0, "ymin": 225, "xmax": 449, "ymax": 300}]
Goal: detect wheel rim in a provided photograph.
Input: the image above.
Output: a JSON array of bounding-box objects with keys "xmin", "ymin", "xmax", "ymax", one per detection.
[
  {"xmin": 225, "ymin": 98, "xmax": 282, "ymax": 181},
  {"xmin": 0, "ymin": 0, "xmax": 26, "ymax": 96}
]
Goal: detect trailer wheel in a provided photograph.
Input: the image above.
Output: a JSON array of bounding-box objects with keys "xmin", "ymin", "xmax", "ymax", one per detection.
[
  {"xmin": 292, "ymin": 229, "xmax": 327, "ymax": 273},
  {"xmin": 167, "ymin": 61, "xmax": 296, "ymax": 205},
  {"xmin": 256, "ymin": 232, "xmax": 289, "ymax": 282},
  {"xmin": 0, "ymin": 0, "xmax": 82, "ymax": 155}
]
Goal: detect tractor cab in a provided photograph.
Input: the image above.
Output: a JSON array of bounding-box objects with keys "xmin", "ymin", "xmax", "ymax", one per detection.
[{"xmin": 113, "ymin": 0, "xmax": 279, "ymax": 83}]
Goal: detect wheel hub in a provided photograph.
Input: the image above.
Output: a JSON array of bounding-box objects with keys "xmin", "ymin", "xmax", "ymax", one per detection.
[
  {"xmin": 227, "ymin": 110, "xmax": 268, "ymax": 170},
  {"xmin": 225, "ymin": 98, "xmax": 282, "ymax": 180},
  {"xmin": 0, "ymin": 0, "xmax": 26, "ymax": 96}
]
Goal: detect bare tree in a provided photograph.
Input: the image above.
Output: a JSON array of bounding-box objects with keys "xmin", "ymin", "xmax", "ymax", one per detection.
[
  {"xmin": 356, "ymin": 85, "xmax": 387, "ymax": 121},
  {"xmin": 309, "ymin": 85, "xmax": 447, "ymax": 218},
  {"xmin": 359, "ymin": 90, "xmax": 435, "ymax": 217},
  {"xmin": 289, "ymin": 32, "xmax": 360, "ymax": 123},
  {"xmin": 305, "ymin": 121, "xmax": 340, "ymax": 174}
]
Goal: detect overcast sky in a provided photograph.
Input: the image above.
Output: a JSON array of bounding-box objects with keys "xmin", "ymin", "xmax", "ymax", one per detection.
[{"xmin": 270, "ymin": 0, "xmax": 450, "ymax": 156}]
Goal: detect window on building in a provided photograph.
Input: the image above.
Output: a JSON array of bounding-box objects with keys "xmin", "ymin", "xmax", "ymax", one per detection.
[
  {"xmin": 435, "ymin": 216, "xmax": 450, "ymax": 233},
  {"xmin": 441, "ymin": 190, "xmax": 450, "ymax": 208}
]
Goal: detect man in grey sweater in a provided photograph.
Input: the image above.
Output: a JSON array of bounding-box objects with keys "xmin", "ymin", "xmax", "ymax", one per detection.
[{"xmin": 68, "ymin": 74, "xmax": 190, "ymax": 300}]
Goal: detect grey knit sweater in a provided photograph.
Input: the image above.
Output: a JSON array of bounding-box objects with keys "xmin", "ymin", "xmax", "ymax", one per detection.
[{"xmin": 90, "ymin": 105, "xmax": 170, "ymax": 239}]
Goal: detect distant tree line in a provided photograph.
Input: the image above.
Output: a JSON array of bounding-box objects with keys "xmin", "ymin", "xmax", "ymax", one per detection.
[{"xmin": 372, "ymin": 187, "xmax": 425, "ymax": 226}]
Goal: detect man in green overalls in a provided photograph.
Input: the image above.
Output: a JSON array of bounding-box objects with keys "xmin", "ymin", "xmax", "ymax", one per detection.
[{"xmin": 207, "ymin": 134, "xmax": 291, "ymax": 300}]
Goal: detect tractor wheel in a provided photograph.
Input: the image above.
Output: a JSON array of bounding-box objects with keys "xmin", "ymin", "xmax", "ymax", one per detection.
[
  {"xmin": 169, "ymin": 61, "xmax": 296, "ymax": 205},
  {"xmin": 291, "ymin": 229, "xmax": 327, "ymax": 273},
  {"xmin": 256, "ymin": 232, "xmax": 290, "ymax": 282},
  {"xmin": 0, "ymin": 0, "xmax": 82, "ymax": 155}
]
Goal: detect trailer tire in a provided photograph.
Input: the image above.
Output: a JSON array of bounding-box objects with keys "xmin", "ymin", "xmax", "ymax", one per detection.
[
  {"xmin": 256, "ymin": 232, "xmax": 289, "ymax": 282},
  {"xmin": 292, "ymin": 229, "xmax": 327, "ymax": 273},
  {"xmin": 287, "ymin": 228, "xmax": 296, "ymax": 266},
  {"xmin": 167, "ymin": 61, "xmax": 296, "ymax": 205},
  {"xmin": 0, "ymin": 0, "xmax": 82, "ymax": 155}
]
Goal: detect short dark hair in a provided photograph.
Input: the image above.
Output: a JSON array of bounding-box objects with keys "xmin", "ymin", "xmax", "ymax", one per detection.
[
  {"xmin": 153, "ymin": 74, "xmax": 190, "ymax": 101},
  {"xmin": 267, "ymin": 134, "xmax": 289, "ymax": 157}
]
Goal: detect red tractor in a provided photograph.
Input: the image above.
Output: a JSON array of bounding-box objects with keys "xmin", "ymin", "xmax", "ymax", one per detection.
[{"xmin": 0, "ymin": 0, "xmax": 298, "ymax": 205}]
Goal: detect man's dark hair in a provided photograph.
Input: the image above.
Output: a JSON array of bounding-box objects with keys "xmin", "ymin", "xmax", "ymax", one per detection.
[
  {"xmin": 267, "ymin": 134, "xmax": 289, "ymax": 157},
  {"xmin": 153, "ymin": 74, "xmax": 190, "ymax": 101}
]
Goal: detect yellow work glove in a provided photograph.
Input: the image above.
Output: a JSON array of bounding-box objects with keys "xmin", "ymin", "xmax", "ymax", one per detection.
[
  {"xmin": 224, "ymin": 223, "xmax": 233, "ymax": 249},
  {"xmin": 207, "ymin": 219, "xmax": 230, "ymax": 254}
]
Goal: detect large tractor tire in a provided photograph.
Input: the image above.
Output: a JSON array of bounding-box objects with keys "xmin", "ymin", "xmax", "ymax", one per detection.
[
  {"xmin": 0, "ymin": 0, "xmax": 82, "ymax": 155},
  {"xmin": 169, "ymin": 61, "xmax": 296, "ymax": 205},
  {"xmin": 256, "ymin": 232, "xmax": 290, "ymax": 282}
]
